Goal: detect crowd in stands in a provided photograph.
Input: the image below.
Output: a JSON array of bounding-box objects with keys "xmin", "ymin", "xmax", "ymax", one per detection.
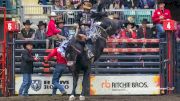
[
  {"xmin": 38, "ymin": 0, "xmax": 156, "ymax": 9},
  {"xmin": 16, "ymin": 0, "xmax": 177, "ymax": 49}
]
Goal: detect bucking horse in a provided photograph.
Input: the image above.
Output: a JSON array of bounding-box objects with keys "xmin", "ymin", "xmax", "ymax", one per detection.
[{"xmin": 59, "ymin": 0, "xmax": 124, "ymax": 100}]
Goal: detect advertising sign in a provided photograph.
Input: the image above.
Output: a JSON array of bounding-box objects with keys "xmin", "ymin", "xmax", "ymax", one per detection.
[
  {"xmin": 90, "ymin": 74, "xmax": 160, "ymax": 95},
  {"xmin": 6, "ymin": 21, "xmax": 20, "ymax": 32},
  {"xmin": 16, "ymin": 74, "xmax": 160, "ymax": 95},
  {"xmin": 163, "ymin": 19, "xmax": 177, "ymax": 31},
  {"xmin": 15, "ymin": 74, "xmax": 83, "ymax": 94}
]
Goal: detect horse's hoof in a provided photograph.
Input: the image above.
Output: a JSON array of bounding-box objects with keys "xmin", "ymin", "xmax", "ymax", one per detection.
[
  {"xmin": 69, "ymin": 95, "xmax": 76, "ymax": 101},
  {"xmin": 79, "ymin": 95, "xmax": 85, "ymax": 101}
]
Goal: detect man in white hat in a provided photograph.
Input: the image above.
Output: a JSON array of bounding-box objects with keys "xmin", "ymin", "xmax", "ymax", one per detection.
[{"xmin": 46, "ymin": 12, "xmax": 66, "ymax": 41}]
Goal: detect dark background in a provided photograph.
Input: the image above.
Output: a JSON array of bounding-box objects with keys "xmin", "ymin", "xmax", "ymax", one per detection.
[{"xmin": 165, "ymin": 0, "xmax": 180, "ymax": 22}]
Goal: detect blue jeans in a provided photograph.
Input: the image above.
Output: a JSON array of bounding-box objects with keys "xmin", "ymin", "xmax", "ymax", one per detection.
[
  {"xmin": 19, "ymin": 74, "xmax": 32, "ymax": 96},
  {"xmin": 52, "ymin": 64, "xmax": 66, "ymax": 95},
  {"xmin": 156, "ymin": 24, "xmax": 165, "ymax": 39}
]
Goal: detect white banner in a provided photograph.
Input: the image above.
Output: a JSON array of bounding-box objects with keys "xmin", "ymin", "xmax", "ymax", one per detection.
[
  {"xmin": 15, "ymin": 74, "xmax": 83, "ymax": 94},
  {"xmin": 90, "ymin": 74, "xmax": 160, "ymax": 95},
  {"xmin": 16, "ymin": 74, "xmax": 160, "ymax": 95}
]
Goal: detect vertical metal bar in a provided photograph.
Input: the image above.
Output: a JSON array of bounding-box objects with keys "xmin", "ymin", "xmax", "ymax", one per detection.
[
  {"xmin": 2, "ymin": 7, "xmax": 7, "ymax": 96},
  {"xmin": 159, "ymin": 39, "xmax": 164, "ymax": 94},
  {"xmin": 166, "ymin": 31, "xmax": 174, "ymax": 94},
  {"xmin": 12, "ymin": 38, "xmax": 15, "ymax": 95}
]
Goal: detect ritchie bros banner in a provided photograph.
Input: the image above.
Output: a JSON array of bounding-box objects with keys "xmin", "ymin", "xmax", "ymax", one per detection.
[{"xmin": 90, "ymin": 74, "xmax": 160, "ymax": 95}]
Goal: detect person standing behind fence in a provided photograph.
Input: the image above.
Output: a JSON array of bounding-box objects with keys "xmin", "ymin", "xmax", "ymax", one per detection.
[
  {"xmin": 19, "ymin": 42, "xmax": 39, "ymax": 96},
  {"xmin": 137, "ymin": 19, "xmax": 152, "ymax": 39},
  {"xmin": 56, "ymin": 19, "xmax": 69, "ymax": 38},
  {"xmin": 35, "ymin": 21, "xmax": 47, "ymax": 40},
  {"xmin": 35, "ymin": 21, "xmax": 49, "ymax": 49},
  {"xmin": 46, "ymin": 12, "xmax": 66, "ymax": 41},
  {"xmin": 123, "ymin": 0, "xmax": 139, "ymax": 9},
  {"xmin": 18, "ymin": 20, "xmax": 35, "ymax": 40},
  {"xmin": 44, "ymin": 43, "xmax": 69, "ymax": 96},
  {"xmin": 52, "ymin": 0, "xmax": 64, "ymax": 15},
  {"xmin": 138, "ymin": 0, "xmax": 155, "ymax": 9},
  {"xmin": 152, "ymin": 0, "xmax": 171, "ymax": 40}
]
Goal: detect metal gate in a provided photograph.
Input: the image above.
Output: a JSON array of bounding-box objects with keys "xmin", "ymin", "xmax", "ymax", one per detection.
[{"xmin": 0, "ymin": 7, "xmax": 7, "ymax": 96}]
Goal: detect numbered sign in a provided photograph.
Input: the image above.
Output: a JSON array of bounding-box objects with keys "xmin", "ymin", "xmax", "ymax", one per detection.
[
  {"xmin": 6, "ymin": 21, "xmax": 20, "ymax": 32},
  {"xmin": 163, "ymin": 19, "xmax": 177, "ymax": 31}
]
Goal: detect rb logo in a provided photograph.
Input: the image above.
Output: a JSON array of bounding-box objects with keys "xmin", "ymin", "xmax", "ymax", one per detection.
[{"xmin": 101, "ymin": 80, "xmax": 111, "ymax": 88}]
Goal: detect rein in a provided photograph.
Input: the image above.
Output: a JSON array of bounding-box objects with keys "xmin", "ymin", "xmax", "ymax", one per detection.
[{"xmin": 71, "ymin": 45, "xmax": 81, "ymax": 54}]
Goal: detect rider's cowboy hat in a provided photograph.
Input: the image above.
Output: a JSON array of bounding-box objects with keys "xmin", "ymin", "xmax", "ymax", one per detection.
[
  {"xmin": 23, "ymin": 20, "xmax": 32, "ymax": 25},
  {"xmin": 82, "ymin": 2, "xmax": 92, "ymax": 10},
  {"xmin": 49, "ymin": 12, "xmax": 57, "ymax": 17},
  {"xmin": 23, "ymin": 41, "xmax": 34, "ymax": 49}
]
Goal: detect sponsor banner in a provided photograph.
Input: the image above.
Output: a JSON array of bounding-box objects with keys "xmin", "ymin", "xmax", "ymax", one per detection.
[
  {"xmin": 15, "ymin": 74, "xmax": 83, "ymax": 94},
  {"xmin": 90, "ymin": 74, "xmax": 160, "ymax": 95}
]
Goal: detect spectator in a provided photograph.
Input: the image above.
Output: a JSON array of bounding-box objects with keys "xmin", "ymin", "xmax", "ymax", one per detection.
[
  {"xmin": 121, "ymin": 22, "xmax": 137, "ymax": 39},
  {"xmin": 35, "ymin": 21, "xmax": 49, "ymax": 49},
  {"xmin": 38, "ymin": 0, "xmax": 49, "ymax": 5},
  {"xmin": 137, "ymin": 19, "xmax": 152, "ymax": 39},
  {"xmin": 18, "ymin": 20, "xmax": 35, "ymax": 40},
  {"xmin": 52, "ymin": 0, "xmax": 64, "ymax": 15},
  {"xmin": 92, "ymin": 0, "xmax": 100, "ymax": 9},
  {"xmin": 139, "ymin": 0, "xmax": 155, "ymax": 9},
  {"xmin": 72, "ymin": 0, "xmax": 81, "ymax": 5},
  {"xmin": 64, "ymin": 0, "xmax": 75, "ymax": 9},
  {"xmin": 152, "ymin": 0, "xmax": 172, "ymax": 39},
  {"xmin": 46, "ymin": 12, "xmax": 66, "ymax": 41},
  {"xmin": 109, "ymin": 0, "xmax": 123, "ymax": 9},
  {"xmin": 123, "ymin": 0, "xmax": 139, "ymax": 9},
  {"xmin": 56, "ymin": 19, "xmax": 69, "ymax": 38},
  {"xmin": 64, "ymin": 0, "xmax": 76, "ymax": 24},
  {"xmin": 176, "ymin": 22, "xmax": 180, "ymax": 42},
  {"xmin": 35, "ymin": 21, "xmax": 47, "ymax": 40},
  {"xmin": 119, "ymin": 22, "xmax": 137, "ymax": 48},
  {"xmin": 19, "ymin": 42, "xmax": 39, "ymax": 96},
  {"xmin": 39, "ymin": 0, "xmax": 50, "ymax": 14}
]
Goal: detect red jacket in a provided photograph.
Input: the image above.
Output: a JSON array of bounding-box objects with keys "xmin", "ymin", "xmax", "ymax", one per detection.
[
  {"xmin": 120, "ymin": 30, "xmax": 137, "ymax": 39},
  {"xmin": 152, "ymin": 9, "xmax": 172, "ymax": 24},
  {"xmin": 46, "ymin": 19, "xmax": 61, "ymax": 37},
  {"xmin": 46, "ymin": 48, "xmax": 67, "ymax": 64}
]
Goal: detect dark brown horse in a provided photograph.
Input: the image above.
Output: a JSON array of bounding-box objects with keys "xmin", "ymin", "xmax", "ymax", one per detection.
[
  {"xmin": 65, "ymin": 0, "xmax": 124, "ymax": 100},
  {"xmin": 64, "ymin": 15, "xmax": 123, "ymax": 100}
]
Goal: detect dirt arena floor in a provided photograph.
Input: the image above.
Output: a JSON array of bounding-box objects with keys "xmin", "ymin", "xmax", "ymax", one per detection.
[{"xmin": 0, "ymin": 95, "xmax": 180, "ymax": 101}]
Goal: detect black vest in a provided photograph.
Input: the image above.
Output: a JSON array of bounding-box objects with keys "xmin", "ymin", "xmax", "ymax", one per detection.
[{"xmin": 21, "ymin": 28, "xmax": 35, "ymax": 38}]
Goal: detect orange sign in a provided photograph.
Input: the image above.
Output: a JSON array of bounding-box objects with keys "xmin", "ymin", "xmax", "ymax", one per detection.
[
  {"xmin": 163, "ymin": 19, "xmax": 176, "ymax": 31},
  {"xmin": 6, "ymin": 21, "xmax": 20, "ymax": 32}
]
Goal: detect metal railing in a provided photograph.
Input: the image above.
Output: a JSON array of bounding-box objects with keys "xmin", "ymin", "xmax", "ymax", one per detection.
[
  {"xmin": 53, "ymin": 9, "xmax": 154, "ymax": 24},
  {"xmin": 21, "ymin": 5, "xmax": 154, "ymax": 24}
]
